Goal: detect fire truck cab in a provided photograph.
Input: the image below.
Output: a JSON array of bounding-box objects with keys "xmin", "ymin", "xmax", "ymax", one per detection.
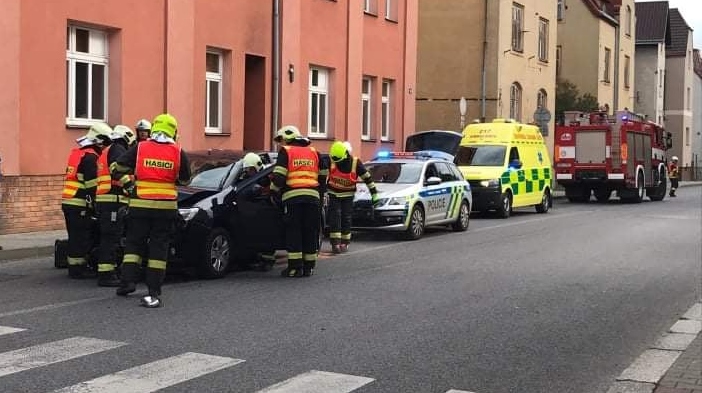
[{"xmin": 554, "ymin": 110, "xmax": 672, "ymax": 203}]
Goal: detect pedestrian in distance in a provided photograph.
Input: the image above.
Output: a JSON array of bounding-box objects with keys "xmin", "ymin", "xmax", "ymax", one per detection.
[
  {"xmin": 112, "ymin": 113, "xmax": 191, "ymax": 308},
  {"xmin": 270, "ymin": 125, "xmax": 328, "ymax": 277},
  {"xmin": 61, "ymin": 123, "xmax": 112, "ymax": 279},
  {"xmin": 326, "ymin": 141, "xmax": 379, "ymax": 253},
  {"xmin": 669, "ymin": 156, "xmax": 680, "ymax": 197}
]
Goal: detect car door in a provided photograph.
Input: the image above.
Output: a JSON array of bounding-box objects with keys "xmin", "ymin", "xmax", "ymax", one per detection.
[
  {"xmin": 421, "ymin": 163, "xmax": 450, "ymax": 223},
  {"xmin": 435, "ymin": 162, "xmax": 462, "ymax": 220}
]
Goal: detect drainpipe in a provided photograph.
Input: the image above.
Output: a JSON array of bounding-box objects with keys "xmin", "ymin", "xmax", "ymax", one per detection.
[
  {"xmin": 271, "ymin": 0, "xmax": 281, "ymax": 146},
  {"xmin": 163, "ymin": 0, "xmax": 169, "ymax": 111},
  {"xmin": 480, "ymin": 0, "xmax": 488, "ymax": 122},
  {"xmin": 613, "ymin": 23, "xmax": 620, "ymax": 112}
]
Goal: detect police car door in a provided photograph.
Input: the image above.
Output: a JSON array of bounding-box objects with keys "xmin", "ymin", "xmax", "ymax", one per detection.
[
  {"xmin": 422, "ymin": 163, "xmax": 451, "ymax": 223},
  {"xmin": 435, "ymin": 162, "xmax": 463, "ymax": 220}
]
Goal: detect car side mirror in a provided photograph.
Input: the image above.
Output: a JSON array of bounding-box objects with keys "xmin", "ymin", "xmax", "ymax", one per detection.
[{"xmin": 425, "ymin": 176, "xmax": 442, "ymax": 186}]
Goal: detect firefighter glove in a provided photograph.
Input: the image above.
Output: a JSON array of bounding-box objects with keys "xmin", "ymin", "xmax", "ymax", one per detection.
[{"xmin": 371, "ymin": 193, "xmax": 380, "ymax": 206}]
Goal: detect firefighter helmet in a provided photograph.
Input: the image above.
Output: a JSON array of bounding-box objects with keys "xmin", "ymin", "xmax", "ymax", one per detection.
[
  {"xmin": 78, "ymin": 122, "xmax": 112, "ymax": 147},
  {"xmin": 343, "ymin": 141, "xmax": 353, "ymax": 154},
  {"xmin": 112, "ymin": 125, "xmax": 136, "ymax": 146},
  {"xmin": 242, "ymin": 152, "xmax": 264, "ymax": 171},
  {"xmin": 135, "ymin": 119, "xmax": 151, "ymax": 131},
  {"xmin": 151, "ymin": 113, "xmax": 178, "ymax": 139},
  {"xmin": 275, "ymin": 125, "xmax": 301, "ymax": 142},
  {"xmin": 671, "ymin": 156, "xmax": 679, "ymax": 162},
  {"xmin": 329, "ymin": 141, "xmax": 348, "ymax": 163}
]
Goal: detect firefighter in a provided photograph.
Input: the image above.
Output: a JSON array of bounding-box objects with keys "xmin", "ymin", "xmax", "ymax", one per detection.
[
  {"xmin": 62, "ymin": 123, "xmax": 112, "ymax": 279},
  {"xmin": 93, "ymin": 125, "xmax": 135, "ymax": 287},
  {"xmin": 327, "ymin": 141, "xmax": 379, "ymax": 253},
  {"xmin": 270, "ymin": 125, "xmax": 328, "ymax": 277},
  {"xmin": 134, "ymin": 119, "xmax": 152, "ymax": 145},
  {"xmin": 669, "ymin": 156, "xmax": 679, "ymax": 197},
  {"xmin": 112, "ymin": 113, "xmax": 191, "ymax": 308}
]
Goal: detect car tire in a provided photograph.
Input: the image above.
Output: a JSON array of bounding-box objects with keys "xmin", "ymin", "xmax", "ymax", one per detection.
[
  {"xmin": 403, "ymin": 205, "xmax": 425, "ymax": 240},
  {"xmin": 198, "ymin": 227, "xmax": 231, "ymax": 279},
  {"xmin": 496, "ymin": 191, "xmax": 512, "ymax": 219},
  {"xmin": 535, "ymin": 189, "xmax": 550, "ymax": 213},
  {"xmin": 54, "ymin": 239, "xmax": 68, "ymax": 269},
  {"xmin": 451, "ymin": 200, "xmax": 470, "ymax": 232}
]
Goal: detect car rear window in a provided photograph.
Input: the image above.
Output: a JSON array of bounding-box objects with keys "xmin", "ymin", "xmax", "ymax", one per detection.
[{"xmin": 366, "ymin": 162, "xmax": 423, "ymax": 184}]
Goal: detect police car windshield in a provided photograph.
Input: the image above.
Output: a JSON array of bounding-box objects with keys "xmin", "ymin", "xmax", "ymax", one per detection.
[
  {"xmin": 188, "ymin": 164, "xmax": 232, "ymax": 189},
  {"xmin": 455, "ymin": 145, "xmax": 506, "ymax": 166},
  {"xmin": 366, "ymin": 162, "xmax": 423, "ymax": 184}
]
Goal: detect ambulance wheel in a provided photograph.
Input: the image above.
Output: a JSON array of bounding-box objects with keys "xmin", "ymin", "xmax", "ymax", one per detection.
[
  {"xmin": 496, "ymin": 191, "xmax": 512, "ymax": 219},
  {"xmin": 452, "ymin": 200, "xmax": 470, "ymax": 231},
  {"xmin": 198, "ymin": 227, "xmax": 231, "ymax": 279},
  {"xmin": 594, "ymin": 189, "xmax": 611, "ymax": 203},
  {"xmin": 535, "ymin": 189, "xmax": 550, "ymax": 213},
  {"xmin": 403, "ymin": 205, "xmax": 425, "ymax": 240}
]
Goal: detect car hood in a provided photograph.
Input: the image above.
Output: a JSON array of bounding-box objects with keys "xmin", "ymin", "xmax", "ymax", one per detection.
[
  {"xmin": 458, "ymin": 166, "xmax": 506, "ymax": 180},
  {"xmin": 177, "ymin": 185, "xmax": 220, "ymax": 206},
  {"xmin": 355, "ymin": 183, "xmax": 416, "ymax": 201}
]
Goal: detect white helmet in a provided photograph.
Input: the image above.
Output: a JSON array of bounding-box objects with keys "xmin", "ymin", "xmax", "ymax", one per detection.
[
  {"xmin": 343, "ymin": 141, "xmax": 353, "ymax": 154},
  {"xmin": 671, "ymin": 156, "xmax": 679, "ymax": 162},
  {"xmin": 275, "ymin": 125, "xmax": 302, "ymax": 142},
  {"xmin": 242, "ymin": 152, "xmax": 264, "ymax": 171},
  {"xmin": 135, "ymin": 119, "xmax": 152, "ymax": 131},
  {"xmin": 111, "ymin": 125, "xmax": 136, "ymax": 145},
  {"xmin": 76, "ymin": 122, "xmax": 112, "ymax": 147}
]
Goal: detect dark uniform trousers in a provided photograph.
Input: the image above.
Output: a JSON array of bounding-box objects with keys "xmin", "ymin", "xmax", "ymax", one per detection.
[
  {"xmin": 284, "ymin": 202, "xmax": 320, "ymax": 270},
  {"xmin": 62, "ymin": 205, "xmax": 95, "ymax": 270},
  {"xmin": 328, "ymin": 195, "xmax": 353, "ymax": 245},
  {"xmin": 120, "ymin": 207, "xmax": 176, "ymax": 296},
  {"xmin": 96, "ymin": 202, "xmax": 125, "ymax": 273}
]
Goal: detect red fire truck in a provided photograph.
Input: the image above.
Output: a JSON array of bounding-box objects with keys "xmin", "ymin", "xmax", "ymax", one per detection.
[{"xmin": 554, "ymin": 110, "xmax": 672, "ymax": 203}]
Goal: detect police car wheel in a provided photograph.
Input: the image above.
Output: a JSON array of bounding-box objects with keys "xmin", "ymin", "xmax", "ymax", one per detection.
[
  {"xmin": 403, "ymin": 205, "xmax": 425, "ymax": 240},
  {"xmin": 452, "ymin": 200, "xmax": 470, "ymax": 232},
  {"xmin": 199, "ymin": 227, "xmax": 231, "ymax": 279}
]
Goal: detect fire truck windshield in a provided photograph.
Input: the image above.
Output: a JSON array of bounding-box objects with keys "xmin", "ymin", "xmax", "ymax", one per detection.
[{"xmin": 455, "ymin": 145, "xmax": 506, "ymax": 166}]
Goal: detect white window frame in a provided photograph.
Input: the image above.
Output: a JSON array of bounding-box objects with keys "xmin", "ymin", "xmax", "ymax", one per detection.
[
  {"xmin": 205, "ymin": 50, "xmax": 223, "ymax": 133},
  {"xmin": 509, "ymin": 82, "xmax": 522, "ymax": 122},
  {"xmin": 511, "ymin": 3, "xmax": 524, "ymax": 52},
  {"xmin": 363, "ymin": 0, "xmax": 377, "ymax": 14},
  {"xmin": 381, "ymin": 80, "xmax": 392, "ymax": 141},
  {"xmin": 537, "ymin": 89, "xmax": 547, "ymax": 109},
  {"xmin": 625, "ymin": 6, "xmax": 632, "ymax": 36},
  {"xmin": 624, "ymin": 55, "xmax": 631, "ymax": 88},
  {"xmin": 557, "ymin": 0, "xmax": 565, "ymax": 21},
  {"xmin": 309, "ymin": 67, "xmax": 329, "ymax": 137},
  {"xmin": 66, "ymin": 25, "xmax": 109, "ymax": 127},
  {"xmin": 603, "ymin": 47, "xmax": 611, "ymax": 83},
  {"xmin": 385, "ymin": 0, "xmax": 397, "ymax": 21},
  {"xmin": 361, "ymin": 78, "xmax": 372, "ymax": 140},
  {"xmin": 538, "ymin": 18, "xmax": 549, "ymax": 62}
]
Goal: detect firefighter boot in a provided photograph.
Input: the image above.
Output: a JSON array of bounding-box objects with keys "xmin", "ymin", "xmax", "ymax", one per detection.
[
  {"xmin": 281, "ymin": 260, "xmax": 304, "ymax": 278},
  {"xmin": 303, "ymin": 261, "xmax": 316, "ymax": 277},
  {"xmin": 116, "ymin": 263, "xmax": 138, "ymax": 296},
  {"xmin": 97, "ymin": 270, "xmax": 120, "ymax": 287},
  {"xmin": 68, "ymin": 264, "xmax": 95, "ymax": 279},
  {"xmin": 141, "ymin": 268, "xmax": 164, "ymax": 308}
]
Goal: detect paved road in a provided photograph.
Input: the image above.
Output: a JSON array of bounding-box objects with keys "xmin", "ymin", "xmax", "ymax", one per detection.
[{"xmin": 0, "ymin": 188, "xmax": 699, "ymax": 393}]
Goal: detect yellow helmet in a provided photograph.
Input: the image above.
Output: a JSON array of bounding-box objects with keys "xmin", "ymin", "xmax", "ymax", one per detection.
[
  {"xmin": 242, "ymin": 152, "xmax": 264, "ymax": 171},
  {"xmin": 329, "ymin": 141, "xmax": 348, "ymax": 162},
  {"xmin": 151, "ymin": 113, "xmax": 178, "ymax": 139},
  {"xmin": 275, "ymin": 125, "xmax": 301, "ymax": 142}
]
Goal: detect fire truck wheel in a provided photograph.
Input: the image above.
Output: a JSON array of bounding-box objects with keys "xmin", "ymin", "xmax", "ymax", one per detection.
[
  {"xmin": 535, "ymin": 189, "xmax": 550, "ymax": 213},
  {"xmin": 633, "ymin": 172, "xmax": 645, "ymax": 203},
  {"xmin": 648, "ymin": 168, "xmax": 667, "ymax": 201},
  {"xmin": 496, "ymin": 191, "xmax": 512, "ymax": 218},
  {"xmin": 594, "ymin": 189, "xmax": 611, "ymax": 203}
]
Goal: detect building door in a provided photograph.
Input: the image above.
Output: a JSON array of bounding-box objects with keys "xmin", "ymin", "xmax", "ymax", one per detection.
[{"xmin": 243, "ymin": 54, "xmax": 266, "ymax": 151}]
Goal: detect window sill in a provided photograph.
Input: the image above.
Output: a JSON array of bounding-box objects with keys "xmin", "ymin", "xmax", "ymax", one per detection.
[
  {"xmin": 363, "ymin": 11, "xmax": 378, "ymax": 17},
  {"xmin": 380, "ymin": 139, "xmax": 394, "ymax": 143},
  {"xmin": 308, "ymin": 135, "xmax": 331, "ymax": 141},
  {"xmin": 361, "ymin": 138, "xmax": 377, "ymax": 143},
  {"xmin": 66, "ymin": 119, "xmax": 104, "ymax": 129},
  {"xmin": 204, "ymin": 130, "xmax": 231, "ymax": 137},
  {"xmin": 538, "ymin": 59, "xmax": 549, "ymax": 64},
  {"xmin": 385, "ymin": 17, "xmax": 398, "ymax": 24}
]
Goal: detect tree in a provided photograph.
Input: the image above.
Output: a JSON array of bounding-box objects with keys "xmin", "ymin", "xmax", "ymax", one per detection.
[{"xmin": 555, "ymin": 78, "xmax": 600, "ymax": 117}]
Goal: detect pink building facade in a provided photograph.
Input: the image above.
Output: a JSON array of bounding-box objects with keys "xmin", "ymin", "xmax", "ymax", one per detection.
[{"xmin": 0, "ymin": 0, "xmax": 417, "ymax": 234}]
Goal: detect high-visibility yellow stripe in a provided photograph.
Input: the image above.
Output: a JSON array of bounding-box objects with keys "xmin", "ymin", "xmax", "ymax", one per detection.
[
  {"xmin": 273, "ymin": 166, "xmax": 288, "ymax": 175},
  {"xmin": 282, "ymin": 188, "xmax": 319, "ymax": 201},
  {"xmin": 319, "ymin": 169, "xmax": 329, "ymax": 176},
  {"xmin": 61, "ymin": 198, "xmax": 87, "ymax": 207},
  {"xmin": 287, "ymin": 179, "xmax": 318, "ymax": 187},
  {"xmin": 288, "ymin": 171, "xmax": 318, "ymax": 178},
  {"xmin": 340, "ymin": 233, "xmax": 351, "ymax": 240},
  {"xmin": 330, "ymin": 232, "xmax": 342, "ymax": 239},
  {"xmin": 303, "ymin": 253, "xmax": 318, "ymax": 261},
  {"xmin": 129, "ymin": 199, "xmax": 177, "ymax": 209},
  {"xmin": 136, "ymin": 180, "xmax": 174, "ymax": 188},
  {"xmin": 95, "ymin": 194, "xmax": 128, "ymax": 203},
  {"xmin": 123, "ymin": 254, "xmax": 142, "ymax": 264},
  {"xmin": 327, "ymin": 190, "xmax": 355, "ymax": 198},
  {"xmin": 67, "ymin": 257, "xmax": 86, "ymax": 266},
  {"xmin": 64, "ymin": 181, "xmax": 83, "ymax": 188},
  {"xmin": 97, "ymin": 263, "xmax": 115, "ymax": 272},
  {"xmin": 84, "ymin": 179, "xmax": 98, "ymax": 188},
  {"xmin": 288, "ymin": 252, "xmax": 303, "ymax": 260},
  {"xmin": 147, "ymin": 259, "xmax": 167, "ymax": 270},
  {"xmin": 137, "ymin": 188, "xmax": 177, "ymax": 197}
]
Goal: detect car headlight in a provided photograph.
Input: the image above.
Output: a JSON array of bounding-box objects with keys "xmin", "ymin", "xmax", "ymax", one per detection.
[
  {"xmin": 384, "ymin": 197, "xmax": 406, "ymax": 206},
  {"xmin": 480, "ymin": 179, "xmax": 500, "ymax": 187},
  {"xmin": 178, "ymin": 207, "xmax": 200, "ymax": 221}
]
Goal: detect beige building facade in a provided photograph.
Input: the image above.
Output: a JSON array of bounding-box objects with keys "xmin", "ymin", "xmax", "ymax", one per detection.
[
  {"xmin": 416, "ymin": 0, "xmax": 557, "ymax": 150},
  {"xmin": 557, "ymin": 0, "xmax": 635, "ymax": 113}
]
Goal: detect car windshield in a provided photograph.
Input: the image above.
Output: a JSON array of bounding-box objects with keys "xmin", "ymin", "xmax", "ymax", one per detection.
[
  {"xmin": 455, "ymin": 145, "xmax": 506, "ymax": 166},
  {"xmin": 366, "ymin": 162, "xmax": 423, "ymax": 184},
  {"xmin": 187, "ymin": 164, "xmax": 233, "ymax": 189}
]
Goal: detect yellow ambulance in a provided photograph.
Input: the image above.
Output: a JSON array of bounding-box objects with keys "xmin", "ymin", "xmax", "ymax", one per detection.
[{"xmin": 455, "ymin": 119, "xmax": 552, "ymax": 218}]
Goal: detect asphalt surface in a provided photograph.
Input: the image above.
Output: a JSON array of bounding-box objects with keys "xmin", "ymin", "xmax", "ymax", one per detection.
[{"xmin": 0, "ymin": 187, "xmax": 700, "ymax": 393}]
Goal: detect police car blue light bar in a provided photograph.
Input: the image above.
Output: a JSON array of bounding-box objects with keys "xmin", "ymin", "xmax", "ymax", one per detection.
[{"xmin": 373, "ymin": 150, "xmax": 452, "ymax": 161}]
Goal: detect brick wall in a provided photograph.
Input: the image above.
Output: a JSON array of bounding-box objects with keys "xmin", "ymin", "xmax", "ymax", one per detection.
[{"xmin": 0, "ymin": 175, "xmax": 65, "ymax": 234}]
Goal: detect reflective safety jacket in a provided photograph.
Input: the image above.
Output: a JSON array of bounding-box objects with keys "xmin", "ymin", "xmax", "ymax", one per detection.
[
  {"xmin": 280, "ymin": 145, "xmax": 319, "ymax": 201},
  {"xmin": 327, "ymin": 156, "xmax": 377, "ymax": 198},
  {"xmin": 668, "ymin": 163, "xmax": 679, "ymax": 179},
  {"xmin": 62, "ymin": 147, "xmax": 98, "ymax": 208},
  {"xmin": 132, "ymin": 140, "xmax": 181, "ymax": 209},
  {"xmin": 96, "ymin": 145, "xmax": 127, "ymax": 204}
]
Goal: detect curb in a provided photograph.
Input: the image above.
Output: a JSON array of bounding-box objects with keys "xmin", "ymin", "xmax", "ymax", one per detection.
[{"xmin": 0, "ymin": 246, "xmax": 55, "ymax": 263}]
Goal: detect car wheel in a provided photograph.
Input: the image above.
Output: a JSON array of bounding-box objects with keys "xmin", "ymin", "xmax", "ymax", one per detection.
[
  {"xmin": 451, "ymin": 200, "xmax": 470, "ymax": 232},
  {"xmin": 403, "ymin": 205, "xmax": 425, "ymax": 240},
  {"xmin": 535, "ymin": 189, "xmax": 550, "ymax": 213},
  {"xmin": 496, "ymin": 191, "xmax": 512, "ymax": 219},
  {"xmin": 54, "ymin": 239, "xmax": 68, "ymax": 269},
  {"xmin": 199, "ymin": 227, "xmax": 231, "ymax": 279}
]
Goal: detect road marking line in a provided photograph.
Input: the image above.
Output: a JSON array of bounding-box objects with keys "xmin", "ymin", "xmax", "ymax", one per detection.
[
  {"xmin": 0, "ymin": 326, "xmax": 25, "ymax": 336},
  {"xmin": 446, "ymin": 390, "xmax": 477, "ymax": 393},
  {"xmin": 0, "ymin": 297, "xmax": 110, "ymax": 318},
  {"xmin": 0, "ymin": 337, "xmax": 126, "ymax": 377},
  {"xmin": 255, "ymin": 370, "xmax": 374, "ymax": 393},
  {"xmin": 51, "ymin": 352, "xmax": 243, "ymax": 393}
]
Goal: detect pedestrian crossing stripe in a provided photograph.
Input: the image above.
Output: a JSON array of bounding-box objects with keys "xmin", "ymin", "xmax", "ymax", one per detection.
[
  {"xmin": 51, "ymin": 352, "xmax": 243, "ymax": 393},
  {"xmin": 0, "ymin": 326, "xmax": 25, "ymax": 336},
  {"xmin": 0, "ymin": 337, "xmax": 126, "ymax": 377},
  {"xmin": 255, "ymin": 370, "xmax": 374, "ymax": 393}
]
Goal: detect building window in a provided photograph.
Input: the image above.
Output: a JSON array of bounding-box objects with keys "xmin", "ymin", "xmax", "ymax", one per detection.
[
  {"xmin": 686, "ymin": 127, "xmax": 690, "ymax": 146},
  {"xmin": 687, "ymin": 88, "xmax": 691, "ymax": 110},
  {"xmin": 364, "ymin": 0, "xmax": 377, "ymax": 15},
  {"xmin": 624, "ymin": 55, "xmax": 631, "ymax": 88},
  {"xmin": 66, "ymin": 25, "xmax": 109, "ymax": 126},
  {"xmin": 509, "ymin": 82, "xmax": 522, "ymax": 121},
  {"xmin": 385, "ymin": 0, "xmax": 397, "ymax": 21},
  {"xmin": 603, "ymin": 47, "xmax": 611, "ymax": 83},
  {"xmin": 556, "ymin": 45, "xmax": 562, "ymax": 77},
  {"xmin": 205, "ymin": 50, "xmax": 223, "ymax": 132},
  {"xmin": 381, "ymin": 80, "xmax": 392, "ymax": 141},
  {"xmin": 625, "ymin": 6, "xmax": 632, "ymax": 36},
  {"xmin": 511, "ymin": 3, "xmax": 524, "ymax": 52},
  {"xmin": 557, "ymin": 0, "xmax": 565, "ymax": 21},
  {"xmin": 309, "ymin": 67, "xmax": 329, "ymax": 137},
  {"xmin": 361, "ymin": 78, "xmax": 372, "ymax": 140},
  {"xmin": 538, "ymin": 18, "xmax": 549, "ymax": 62},
  {"xmin": 537, "ymin": 89, "xmax": 547, "ymax": 109}
]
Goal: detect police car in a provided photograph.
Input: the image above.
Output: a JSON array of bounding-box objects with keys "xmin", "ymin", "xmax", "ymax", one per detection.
[{"xmin": 352, "ymin": 151, "xmax": 472, "ymax": 240}]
